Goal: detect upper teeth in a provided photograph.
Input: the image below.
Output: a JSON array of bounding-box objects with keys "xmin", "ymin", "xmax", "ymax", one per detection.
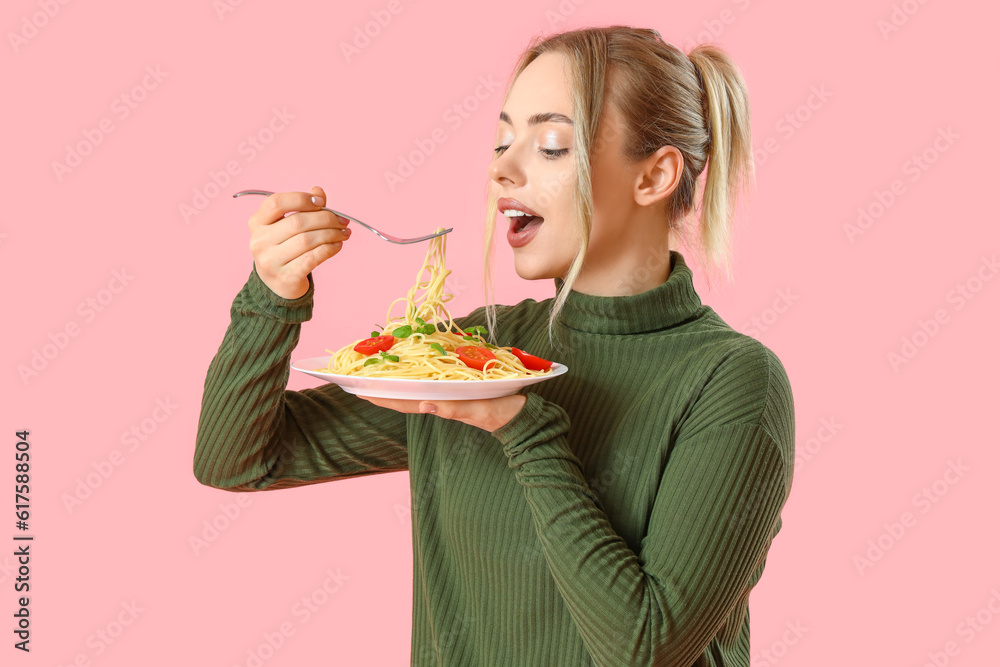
[{"xmin": 502, "ymin": 209, "xmax": 535, "ymax": 217}]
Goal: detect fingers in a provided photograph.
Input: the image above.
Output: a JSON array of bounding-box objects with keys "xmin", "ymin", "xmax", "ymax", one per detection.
[
  {"xmin": 254, "ymin": 213, "xmax": 349, "ymax": 270},
  {"xmin": 282, "ymin": 240, "xmax": 344, "ymax": 279},
  {"xmin": 272, "ymin": 212, "xmax": 351, "ymax": 246},
  {"xmin": 251, "ymin": 189, "xmax": 352, "ymax": 258},
  {"xmin": 249, "ymin": 190, "xmax": 319, "ymax": 227},
  {"xmin": 249, "ymin": 188, "xmax": 350, "ymax": 228},
  {"xmin": 247, "ymin": 186, "xmax": 352, "ymax": 299}
]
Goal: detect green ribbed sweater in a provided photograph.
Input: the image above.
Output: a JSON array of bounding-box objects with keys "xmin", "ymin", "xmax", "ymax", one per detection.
[{"xmin": 193, "ymin": 250, "xmax": 795, "ymax": 667}]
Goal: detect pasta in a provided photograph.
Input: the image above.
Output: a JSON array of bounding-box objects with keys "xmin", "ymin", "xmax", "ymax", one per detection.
[{"xmin": 319, "ymin": 227, "xmax": 554, "ymax": 380}]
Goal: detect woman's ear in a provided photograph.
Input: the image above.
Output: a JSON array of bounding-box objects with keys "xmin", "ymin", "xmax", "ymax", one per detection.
[{"xmin": 634, "ymin": 145, "xmax": 683, "ymax": 206}]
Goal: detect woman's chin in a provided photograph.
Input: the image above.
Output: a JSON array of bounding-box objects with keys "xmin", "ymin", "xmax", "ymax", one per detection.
[
  {"xmin": 512, "ymin": 259, "xmax": 547, "ymax": 282},
  {"xmin": 512, "ymin": 257, "xmax": 568, "ymax": 283}
]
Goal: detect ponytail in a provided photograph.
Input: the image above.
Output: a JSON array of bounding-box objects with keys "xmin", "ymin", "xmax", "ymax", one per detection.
[{"xmin": 687, "ymin": 45, "xmax": 754, "ymax": 284}]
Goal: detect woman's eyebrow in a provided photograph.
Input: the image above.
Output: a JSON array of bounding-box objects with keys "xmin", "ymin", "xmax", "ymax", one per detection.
[{"xmin": 499, "ymin": 110, "xmax": 574, "ymax": 126}]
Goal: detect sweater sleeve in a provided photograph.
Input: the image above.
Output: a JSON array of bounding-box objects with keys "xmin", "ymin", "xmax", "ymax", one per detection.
[
  {"xmin": 192, "ymin": 267, "xmax": 409, "ymax": 491},
  {"xmin": 490, "ymin": 343, "xmax": 795, "ymax": 666}
]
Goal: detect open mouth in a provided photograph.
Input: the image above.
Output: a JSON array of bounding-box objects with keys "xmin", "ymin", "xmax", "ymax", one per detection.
[
  {"xmin": 510, "ymin": 214, "xmax": 543, "ymax": 233},
  {"xmin": 499, "ymin": 198, "xmax": 544, "ymax": 240}
]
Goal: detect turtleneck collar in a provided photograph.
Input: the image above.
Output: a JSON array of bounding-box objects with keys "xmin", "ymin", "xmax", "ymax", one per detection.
[{"xmin": 553, "ymin": 250, "xmax": 704, "ymax": 335}]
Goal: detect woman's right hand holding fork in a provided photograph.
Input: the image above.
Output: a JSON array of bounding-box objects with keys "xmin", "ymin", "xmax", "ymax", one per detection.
[{"xmin": 247, "ymin": 187, "xmax": 352, "ymax": 300}]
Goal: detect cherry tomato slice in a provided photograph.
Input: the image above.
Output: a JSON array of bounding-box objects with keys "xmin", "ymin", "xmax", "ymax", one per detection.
[
  {"xmin": 456, "ymin": 345, "xmax": 497, "ymax": 371},
  {"xmin": 354, "ymin": 334, "xmax": 395, "ymax": 355},
  {"xmin": 511, "ymin": 347, "xmax": 553, "ymax": 371}
]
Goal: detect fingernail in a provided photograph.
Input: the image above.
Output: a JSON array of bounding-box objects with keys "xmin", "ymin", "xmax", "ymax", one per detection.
[
  {"xmin": 311, "ymin": 195, "xmax": 324, "ymax": 206},
  {"xmin": 420, "ymin": 403, "xmax": 437, "ymax": 414}
]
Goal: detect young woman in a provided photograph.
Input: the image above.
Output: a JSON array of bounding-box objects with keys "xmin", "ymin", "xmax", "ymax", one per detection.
[{"xmin": 194, "ymin": 25, "xmax": 795, "ymax": 666}]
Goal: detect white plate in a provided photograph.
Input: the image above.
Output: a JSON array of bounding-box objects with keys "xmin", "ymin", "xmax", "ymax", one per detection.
[{"xmin": 291, "ymin": 356, "xmax": 569, "ymax": 400}]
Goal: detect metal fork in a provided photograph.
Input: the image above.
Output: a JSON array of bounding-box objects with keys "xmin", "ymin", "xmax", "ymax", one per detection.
[{"xmin": 232, "ymin": 189, "xmax": 453, "ymax": 244}]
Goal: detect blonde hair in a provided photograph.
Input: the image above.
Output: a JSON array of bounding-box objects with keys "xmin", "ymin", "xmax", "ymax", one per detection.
[{"xmin": 482, "ymin": 25, "xmax": 754, "ymax": 349}]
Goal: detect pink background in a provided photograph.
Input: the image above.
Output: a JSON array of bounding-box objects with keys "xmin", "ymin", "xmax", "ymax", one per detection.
[{"xmin": 3, "ymin": 0, "xmax": 998, "ymax": 664}]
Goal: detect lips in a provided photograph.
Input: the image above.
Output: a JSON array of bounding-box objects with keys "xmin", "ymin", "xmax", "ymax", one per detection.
[
  {"xmin": 498, "ymin": 197, "xmax": 541, "ymax": 217},
  {"xmin": 498, "ymin": 197, "xmax": 544, "ymax": 233}
]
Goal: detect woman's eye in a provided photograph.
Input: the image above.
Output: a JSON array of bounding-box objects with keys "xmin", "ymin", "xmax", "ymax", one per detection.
[
  {"xmin": 540, "ymin": 148, "xmax": 569, "ymax": 159},
  {"xmin": 492, "ymin": 145, "xmax": 569, "ymax": 159}
]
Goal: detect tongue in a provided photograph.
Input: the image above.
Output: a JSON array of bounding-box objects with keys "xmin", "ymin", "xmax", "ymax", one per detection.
[{"xmin": 518, "ymin": 215, "xmax": 543, "ymax": 232}]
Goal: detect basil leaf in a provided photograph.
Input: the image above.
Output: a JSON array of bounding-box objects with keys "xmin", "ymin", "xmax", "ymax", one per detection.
[
  {"xmin": 385, "ymin": 354, "xmax": 399, "ymax": 362},
  {"xmin": 415, "ymin": 317, "xmax": 425, "ymax": 326},
  {"xmin": 430, "ymin": 342, "xmax": 447, "ymax": 356},
  {"xmin": 392, "ymin": 325, "xmax": 413, "ymax": 338},
  {"xmin": 420, "ymin": 323, "xmax": 435, "ymax": 335},
  {"xmin": 370, "ymin": 331, "xmax": 380, "ymax": 338},
  {"xmin": 363, "ymin": 358, "xmax": 381, "ymax": 366}
]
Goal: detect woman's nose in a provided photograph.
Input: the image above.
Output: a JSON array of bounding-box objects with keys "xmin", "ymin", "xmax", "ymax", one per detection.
[{"xmin": 489, "ymin": 150, "xmax": 522, "ymax": 186}]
